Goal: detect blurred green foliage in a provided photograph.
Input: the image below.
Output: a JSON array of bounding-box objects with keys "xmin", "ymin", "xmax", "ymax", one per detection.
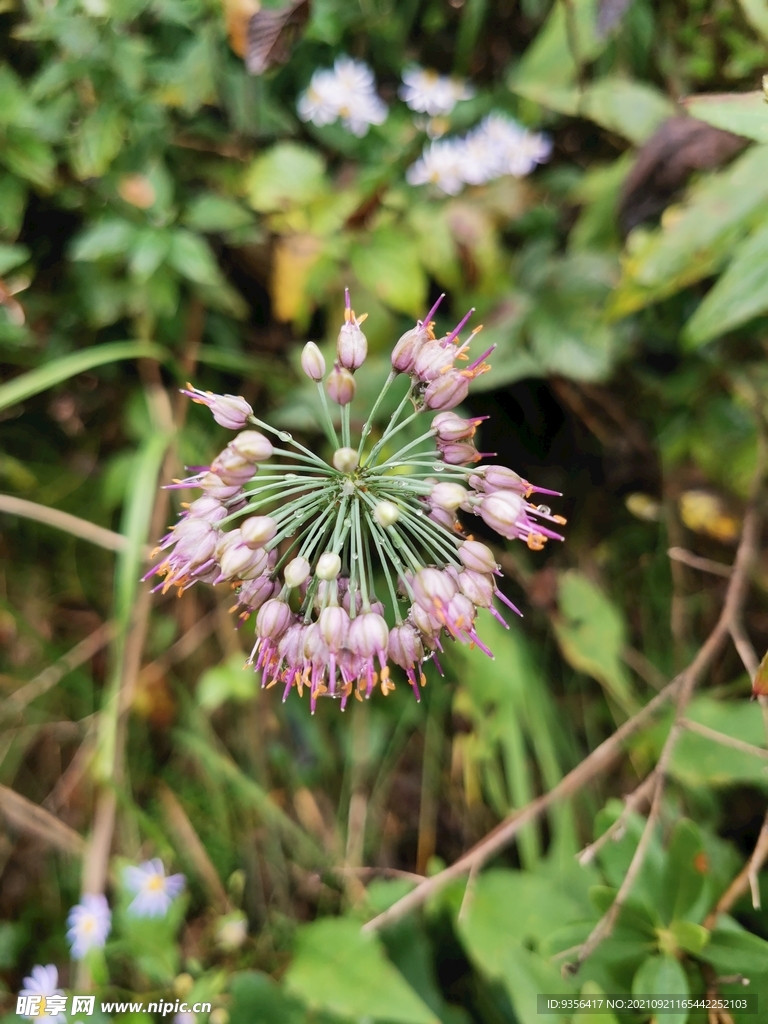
[{"xmin": 3, "ymin": 0, "xmax": 768, "ymax": 1022}]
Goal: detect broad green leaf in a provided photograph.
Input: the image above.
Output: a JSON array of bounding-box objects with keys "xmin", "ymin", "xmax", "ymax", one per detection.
[
  {"xmin": 198, "ymin": 655, "xmax": 258, "ymax": 710},
  {"xmin": 666, "ymin": 696, "xmax": 768, "ymax": 788},
  {"xmin": 632, "ymin": 955, "xmax": 689, "ymax": 1024},
  {"xmin": 737, "ymin": 0, "xmax": 768, "ymax": 40},
  {"xmin": 684, "ymin": 220, "xmax": 768, "ymax": 345},
  {"xmin": 350, "ymin": 228, "xmax": 427, "ymax": 317},
  {"xmin": 576, "ymin": 982, "xmax": 620, "ymax": 1024},
  {"xmin": 71, "ymin": 219, "xmax": 138, "ymax": 261},
  {"xmin": 283, "ymin": 918, "xmax": 439, "ymax": 1024},
  {"xmin": 609, "ymin": 144, "xmax": 768, "ymax": 318},
  {"xmin": 669, "ymin": 920, "xmax": 709, "ymax": 956},
  {"xmin": 0, "ymin": 243, "xmax": 30, "ymax": 275},
  {"xmin": 510, "ymin": 0, "xmax": 602, "ymax": 90},
  {"xmin": 553, "ymin": 570, "xmax": 638, "ymax": 714},
  {"xmin": 659, "ymin": 819, "xmax": 706, "ymax": 925},
  {"xmin": 459, "ymin": 871, "xmax": 584, "ymax": 960},
  {"xmin": 0, "ymin": 341, "xmax": 167, "ymax": 413},
  {"xmin": 0, "ymin": 173, "xmax": 27, "ymax": 240},
  {"xmin": 699, "ymin": 918, "xmax": 768, "ymax": 974},
  {"xmin": 229, "ymin": 971, "xmax": 305, "ymax": 1024},
  {"xmin": 1, "ymin": 127, "xmax": 56, "ymax": 190},
  {"xmin": 129, "ymin": 228, "xmax": 172, "ymax": 281},
  {"xmin": 168, "ymin": 229, "xmax": 224, "ymax": 287},
  {"xmin": 459, "ymin": 877, "xmax": 576, "ymax": 1024},
  {"xmin": 69, "ymin": 106, "xmax": 126, "ymax": 179},
  {"xmin": 684, "ymin": 91, "xmax": 768, "ymax": 143},
  {"xmin": 514, "ymin": 78, "xmax": 674, "ymax": 145},
  {"xmin": 183, "ymin": 194, "xmax": 254, "ymax": 233},
  {"xmin": 245, "ymin": 143, "xmax": 327, "ymax": 213}
]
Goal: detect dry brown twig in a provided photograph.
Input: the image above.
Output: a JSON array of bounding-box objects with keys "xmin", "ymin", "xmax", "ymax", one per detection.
[
  {"xmin": 364, "ymin": 466, "xmax": 765, "ymax": 959},
  {"xmin": 577, "ymin": 771, "xmax": 657, "ymax": 867}
]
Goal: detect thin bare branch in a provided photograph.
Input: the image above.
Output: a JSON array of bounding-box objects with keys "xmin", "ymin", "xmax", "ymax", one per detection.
[
  {"xmin": 0, "ymin": 494, "xmax": 128, "ymax": 551},
  {"xmin": 0, "ymin": 623, "xmax": 114, "ymax": 722},
  {"xmin": 578, "ymin": 772, "xmax": 657, "ymax": 866},
  {"xmin": 667, "ymin": 546, "xmax": 732, "ymax": 578},
  {"xmin": 705, "ymin": 810, "xmax": 768, "ymax": 924},
  {"xmin": 729, "ymin": 622, "xmax": 759, "ymax": 680},
  {"xmin": 0, "ymin": 784, "xmax": 85, "ymax": 855},
  {"xmin": 680, "ymin": 718, "xmax": 768, "ymax": 761}
]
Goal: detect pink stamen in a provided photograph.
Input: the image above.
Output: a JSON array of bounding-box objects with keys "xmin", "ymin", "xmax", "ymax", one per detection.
[
  {"xmin": 344, "ymin": 287, "xmax": 351, "ymax": 311},
  {"xmin": 442, "ymin": 307, "xmax": 475, "ymax": 347},
  {"xmin": 466, "ymin": 344, "xmax": 497, "ymax": 372},
  {"xmin": 422, "ymin": 293, "xmax": 446, "ymax": 325},
  {"xmin": 495, "ymin": 589, "xmax": 523, "ymax": 616}
]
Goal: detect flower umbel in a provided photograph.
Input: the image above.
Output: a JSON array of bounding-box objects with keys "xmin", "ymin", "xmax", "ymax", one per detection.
[
  {"xmin": 297, "ymin": 56, "xmax": 387, "ymax": 136},
  {"xmin": 148, "ymin": 293, "xmax": 565, "ymax": 711},
  {"xmin": 124, "ymin": 858, "xmax": 186, "ymax": 917},
  {"xmin": 66, "ymin": 893, "xmax": 112, "ymax": 960}
]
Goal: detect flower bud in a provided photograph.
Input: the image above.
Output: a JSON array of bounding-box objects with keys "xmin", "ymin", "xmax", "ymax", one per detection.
[
  {"xmin": 319, "ymin": 605, "xmax": 350, "ymax": 651},
  {"xmin": 284, "ymin": 556, "xmax": 311, "ymax": 588},
  {"xmin": 216, "ymin": 911, "xmax": 248, "ymax": 951},
  {"xmin": 431, "ymin": 411, "xmax": 477, "ymax": 442},
  {"xmin": 186, "ymin": 495, "xmax": 228, "ymax": 523},
  {"xmin": 337, "ymin": 320, "xmax": 368, "ymax": 371},
  {"xmin": 438, "ymin": 441, "xmax": 480, "ymax": 465},
  {"xmin": 478, "ymin": 465, "xmax": 529, "ymax": 494},
  {"xmin": 316, "ymin": 552, "xmax": 342, "ymax": 580},
  {"xmin": 240, "ymin": 515, "xmax": 277, "ymax": 548},
  {"xmin": 457, "ymin": 569, "xmax": 494, "ymax": 607},
  {"xmin": 301, "ymin": 341, "xmax": 326, "ymax": 382},
  {"xmin": 181, "ymin": 386, "xmax": 253, "ymax": 429},
  {"xmin": 199, "ymin": 472, "xmax": 242, "ymax": 500},
  {"xmin": 430, "ymin": 482, "xmax": 468, "ymax": 511},
  {"xmin": 218, "ymin": 530, "xmax": 269, "ymax": 580},
  {"xmin": 304, "ymin": 622, "xmax": 329, "ymax": 664},
  {"xmin": 413, "ymin": 339, "xmax": 454, "ymax": 382},
  {"xmin": 412, "ymin": 567, "xmax": 457, "ymax": 614},
  {"xmin": 237, "ymin": 575, "xmax": 279, "ymax": 610},
  {"xmin": 327, "ymin": 366, "xmax": 356, "ymax": 406},
  {"xmin": 458, "ymin": 540, "xmax": 497, "ymax": 574},
  {"xmin": 333, "ymin": 447, "xmax": 359, "ymax": 473},
  {"xmin": 479, "ymin": 491, "xmax": 525, "ymax": 539},
  {"xmin": 429, "ymin": 505, "xmax": 456, "ymax": 530},
  {"xmin": 173, "ymin": 519, "xmax": 218, "ymax": 567},
  {"xmin": 392, "ymin": 324, "xmax": 430, "ymax": 373},
  {"xmin": 256, "ymin": 598, "xmax": 293, "ymax": 639},
  {"xmin": 374, "ymin": 500, "xmax": 399, "ymax": 527},
  {"xmin": 211, "ymin": 447, "xmax": 256, "ymax": 486},
  {"xmin": 410, "ymin": 601, "xmax": 442, "ymax": 637},
  {"xmin": 348, "ymin": 612, "xmax": 389, "ymax": 657},
  {"xmin": 229, "ymin": 430, "xmax": 274, "ymax": 463},
  {"xmin": 423, "ymin": 370, "xmax": 469, "ymax": 411},
  {"xmin": 388, "ymin": 624, "xmax": 425, "ymax": 669}
]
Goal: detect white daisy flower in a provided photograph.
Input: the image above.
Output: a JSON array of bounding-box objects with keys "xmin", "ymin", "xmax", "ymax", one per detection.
[
  {"xmin": 67, "ymin": 893, "xmax": 112, "ymax": 960},
  {"xmin": 400, "ymin": 66, "xmax": 474, "ymax": 117},
  {"xmin": 18, "ymin": 965, "xmax": 67, "ymax": 1023},
  {"xmin": 124, "ymin": 858, "xmax": 185, "ymax": 918},
  {"xmin": 406, "ymin": 138, "xmax": 467, "ymax": 195},
  {"xmin": 297, "ymin": 56, "xmax": 387, "ymax": 137},
  {"xmin": 476, "ymin": 113, "xmax": 551, "ymax": 178}
]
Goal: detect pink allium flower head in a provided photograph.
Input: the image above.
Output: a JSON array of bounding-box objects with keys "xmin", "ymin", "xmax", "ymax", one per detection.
[{"xmin": 146, "ymin": 292, "xmax": 565, "ymax": 709}]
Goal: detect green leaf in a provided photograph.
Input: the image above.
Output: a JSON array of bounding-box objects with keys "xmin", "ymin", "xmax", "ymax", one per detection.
[
  {"xmin": 350, "ymin": 228, "xmax": 427, "ymax": 317},
  {"xmin": 229, "ymin": 971, "xmax": 305, "ymax": 1024},
  {"xmin": 659, "ymin": 819, "xmax": 706, "ymax": 925},
  {"xmin": 0, "ymin": 173, "xmax": 28, "ymax": 240},
  {"xmin": 71, "ymin": 219, "xmax": 138, "ymax": 261},
  {"xmin": 514, "ymin": 78, "xmax": 675, "ymax": 145},
  {"xmin": 684, "ymin": 220, "xmax": 768, "ymax": 345},
  {"xmin": 459, "ymin": 871, "xmax": 584, "ymax": 960},
  {"xmin": 69, "ymin": 106, "xmax": 126, "ymax": 179},
  {"xmin": 553, "ymin": 570, "xmax": 638, "ymax": 714},
  {"xmin": 737, "ymin": 0, "xmax": 768, "ymax": 41},
  {"xmin": 198, "ymin": 655, "xmax": 258, "ymax": 710},
  {"xmin": 510, "ymin": 0, "xmax": 603, "ymax": 90},
  {"xmin": 167, "ymin": 229, "xmax": 224, "ymax": 287},
  {"xmin": 699, "ymin": 919, "xmax": 768, "ymax": 974},
  {"xmin": 0, "ymin": 341, "xmax": 168, "ymax": 413},
  {"xmin": 184, "ymin": 194, "xmax": 254, "ymax": 233},
  {"xmin": 669, "ymin": 920, "xmax": 709, "ymax": 956},
  {"xmin": 283, "ymin": 918, "xmax": 439, "ymax": 1023},
  {"xmin": 129, "ymin": 228, "xmax": 172, "ymax": 281},
  {"xmin": 608, "ymin": 144, "xmax": 768, "ymax": 318},
  {"xmin": 666, "ymin": 696, "xmax": 768, "ymax": 788},
  {"xmin": 684, "ymin": 91, "xmax": 768, "ymax": 143},
  {"xmin": 1, "ymin": 127, "xmax": 56, "ymax": 190},
  {"xmin": 245, "ymin": 143, "xmax": 327, "ymax": 213},
  {"xmin": 0, "ymin": 243, "xmax": 30, "ymax": 275},
  {"xmin": 632, "ymin": 955, "xmax": 689, "ymax": 1024}
]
